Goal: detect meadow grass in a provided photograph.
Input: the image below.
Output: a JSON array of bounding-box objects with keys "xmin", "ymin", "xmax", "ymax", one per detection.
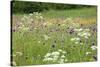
[
  {"xmin": 42, "ymin": 7, "xmax": 96, "ymax": 18},
  {"xmin": 12, "ymin": 7, "xmax": 97, "ymax": 66}
]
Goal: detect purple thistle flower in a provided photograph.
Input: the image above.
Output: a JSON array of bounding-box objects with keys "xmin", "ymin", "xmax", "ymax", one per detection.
[
  {"xmin": 12, "ymin": 29, "xmax": 16, "ymax": 32},
  {"xmin": 93, "ymin": 55, "xmax": 97, "ymax": 61},
  {"xmin": 52, "ymin": 44, "xmax": 55, "ymax": 48},
  {"xmin": 43, "ymin": 42, "xmax": 45, "ymax": 45},
  {"xmin": 92, "ymin": 42, "xmax": 95, "ymax": 46}
]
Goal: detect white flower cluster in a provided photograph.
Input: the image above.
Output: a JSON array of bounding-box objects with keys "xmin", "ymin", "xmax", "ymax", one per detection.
[
  {"xmin": 43, "ymin": 35, "xmax": 50, "ymax": 41},
  {"xmin": 21, "ymin": 14, "xmax": 34, "ymax": 23},
  {"xmin": 71, "ymin": 37, "xmax": 81, "ymax": 44},
  {"xmin": 19, "ymin": 13, "xmax": 34, "ymax": 32},
  {"xmin": 13, "ymin": 52, "xmax": 23, "ymax": 57},
  {"xmin": 63, "ymin": 17, "xmax": 80, "ymax": 28},
  {"xmin": 18, "ymin": 12, "xmax": 44, "ymax": 32},
  {"xmin": 71, "ymin": 37, "xmax": 80, "ymax": 41},
  {"xmin": 33, "ymin": 12, "xmax": 44, "ymax": 19},
  {"xmin": 91, "ymin": 45, "xmax": 97, "ymax": 50},
  {"xmin": 43, "ymin": 49, "xmax": 68, "ymax": 64},
  {"xmin": 70, "ymin": 28, "xmax": 91, "ymax": 45},
  {"xmin": 75, "ymin": 28, "xmax": 91, "ymax": 39}
]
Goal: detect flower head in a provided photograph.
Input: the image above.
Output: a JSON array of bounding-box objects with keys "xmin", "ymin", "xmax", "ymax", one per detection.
[{"xmin": 91, "ymin": 45, "xmax": 97, "ymax": 50}]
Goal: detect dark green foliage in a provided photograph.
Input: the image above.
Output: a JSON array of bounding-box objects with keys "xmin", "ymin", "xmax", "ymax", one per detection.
[{"xmin": 11, "ymin": 1, "xmax": 95, "ymax": 14}]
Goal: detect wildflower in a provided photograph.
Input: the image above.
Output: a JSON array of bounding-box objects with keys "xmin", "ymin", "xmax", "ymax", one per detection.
[
  {"xmin": 34, "ymin": 27, "xmax": 37, "ymax": 30},
  {"xmin": 43, "ymin": 58, "xmax": 53, "ymax": 61},
  {"xmin": 77, "ymin": 33, "xmax": 82, "ymax": 37},
  {"xmin": 65, "ymin": 59, "xmax": 68, "ymax": 62},
  {"xmin": 29, "ymin": 13, "xmax": 33, "ymax": 16},
  {"xmin": 43, "ymin": 23, "xmax": 47, "ymax": 26},
  {"xmin": 16, "ymin": 52, "xmax": 23, "ymax": 56},
  {"xmin": 70, "ymin": 37, "xmax": 80, "ymax": 41},
  {"xmin": 47, "ymin": 22, "xmax": 52, "ymax": 26},
  {"xmin": 45, "ymin": 53, "xmax": 51, "ymax": 58},
  {"xmin": 76, "ymin": 38, "xmax": 80, "ymax": 41},
  {"xmin": 78, "ymin": 31, "xmax": 91, "ymax": 39},
  {"xmin": 22, "ymin": 27, "xmax": 29, "ymax": 31},
  {"xmin": 61, "ymin": 24, "xmax": 66, "ymax": 27},
  {"xmin": 62, "ymin": 51, "xmax": 67, "ymax": 54},
  {"xmin": 13, "ymin": 54, "xmax": 16, "ymax": 57},
  {"xmin": 85, "ymin": 29, "xmax": 90, "ymax": 31},
  {"xmin": 78, "ymin": 28, "xmax": 83, "ymax": 31},
  {"xmin": 58, "ymin": 24, "xmax": 60, "ymax": 26},
  {"xmin": 58, "ymin": 59, "xmax": 64, "ymax": 64},
  {"xmin": 92, "ymin": 28, "xmax": 97, "ymax": 32},
  {"xmin": 75, "ymin": 42, "xmax": 79, "ymax": 44},
  {"xmin": 92, "ymin": 42, "xmax": 95, "ymax": 45},
  {"xmin": 91, "ymin": 45, "xmax": 97, "ymax": 50},
  {"xmin": 53, "ymin": 55, "xmax": 59, "ymax": 62},
  {"xmin": 53, "ymin": 55, "xmax": 59, "ymax": 59},
  {"xmin": 74, "ymin": 28, "xmax": 83, "ymax": 32},
  {"xmin": 61, "ymin": 55, "xmax": 65, "ymax": 58},
  {"xmin": 12, "ymin": 61, "xmax": 17, "ymax": 66},
  {"xmin": 21, "ymin": 17, "xmax": 25, "ymax": 21},
  {"xmin": 51, "ymin": 44, "xmax": 55, "ymax": 48},
  {"xmin": 69, "ymin": 28, "xmax": 74, "ymax": 34},
  {"xmin": 43, "ymin": 35, "xmax": 50, "ymax": 40},
  {"xmin": 38, "ymin": 41, "xmax": 41, "ymax": 43},
  {"xmin": 67, "ymin": 17, "xmax": 72, "ymax": 21},
  {"xmin": 12, "ymin": 29, "xmax": 16, "ymax": 32},
  {"xmin": 58, "ymin": 49, "xmax": 63, "ymax": 52},
  {"xmin": 71, "ymin": 38, "xmax": 76, "ymax": 41},
  {"xmin": 40, "ymin": 16, "xmax": 43, "ymax": 19},
  {"xmin": 43, "ymin": 50, "xmax": 67, "ymax": 63},
  {"xmin": 74, "ymin": 29, "xmax": 78, "ymax": 31},
  {"xmin": 30, "ymin": 18, "xmax": 33, "ymax": 22},
  {"xmin": 80, "ymin": 40, "xmax": 82, "ymax": 43},
  {"xmin": 43, "ymin": 42, "xmax": 45, "ymax": 45},
  {"xmin": 80, "ymin": 43, "xmax": 83, "ymax": 45},
  {"xmin": 52, "ymin": 52, "xmax": 60, "ymax": 56},
  {"xmin": 84, "ymin": 36, "xmax": 88, "ymax": 39},
  {"xmin": 86, "ymin": 52, "xmax": 91, "ymax": 55},
  {"xmin": 83, "ymin": 32, "xmax": 91, "ymax": 36},
  {"xmin": 25, "ymin": 56, "xmax": 28, "ymax": 60},
  {"xmin": 93, "ymin": 55, "xmax": 97, "ymax": 61}
]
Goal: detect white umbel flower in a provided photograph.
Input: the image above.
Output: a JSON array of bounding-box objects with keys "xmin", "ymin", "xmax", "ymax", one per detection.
[
  {"xmin": 61, "ymin": 55, "xmax": 65, "ymax": 58},
  {"xmin": 58, "ymin": 49, "xmax": 63, "ymax": 52},
  {"xmin": 43, "ymin": 35, "xmax": 50, "ymax": 40},
  {"xmin": 58, "ymin": 59, "xmax": 64, "ymax": 64},
  {"xmin": 91, "ymin": 46, "xmax": 97, "ymax": 50},
  {"xmin": 16, "ymin": 52, "xmax": 23, "ymax": 56},
  {"xmin": 52, "ymin": 52, "xmax": 60, "ymax": 56},
  {"xmin": 45, "ymin": 53, "xmax": 51, "ymax": 58},
  {"xmin": 62, "ymin": 51, "xmax": 67, "ymax": 54},
  {"xmin": 43, "ymin": 58, "xmax": 53, "ymax": 61}
]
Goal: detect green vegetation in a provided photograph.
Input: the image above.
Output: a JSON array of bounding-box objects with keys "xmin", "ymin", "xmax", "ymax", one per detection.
[
  {"xmin": 12, "ymin": 1, "xmax": 96, "ymax": 14},
  {"xmin": 11, "ymin": 1, "xmax": 97, "ymax": 66}
]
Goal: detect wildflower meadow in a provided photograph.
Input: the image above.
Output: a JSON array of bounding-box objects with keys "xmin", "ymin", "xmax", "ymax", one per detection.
[{"xmin": 11, "ymin": 1, "xmax": 97, "ymax": 66}]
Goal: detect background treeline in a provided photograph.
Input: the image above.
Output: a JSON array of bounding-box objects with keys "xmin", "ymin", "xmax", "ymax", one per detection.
[{"xmin": 12, "ymin": 1, "xmax": 95, "ymax": 14}]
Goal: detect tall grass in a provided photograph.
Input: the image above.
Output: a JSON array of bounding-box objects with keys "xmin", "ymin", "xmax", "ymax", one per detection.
[{"xmin": 12, "ymin": 7, "xmax": 97, "ymax": 66}]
